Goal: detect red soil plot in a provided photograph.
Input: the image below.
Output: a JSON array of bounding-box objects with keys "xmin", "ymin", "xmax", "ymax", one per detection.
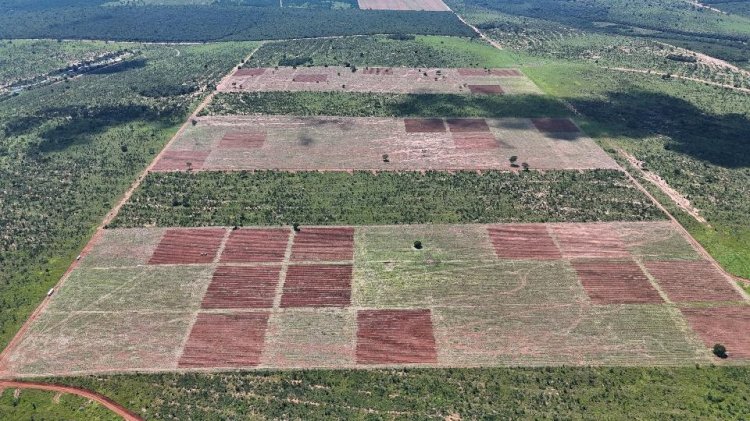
[
  {"xmin": 356, "ymin": 309, "xmax": 437, "ymax": 364},
  {"xmin": 645, "ymin": 261, "xmax": 744, "ymax": 303},
  {"xmin": 362, "ymin": 67, "xmax": 394, "ymax": 75},
  {"xmin": 292, "ymin": 74, "xmax": 328, "ymax": 83},
  {"xmin": 148, "ymin": 228, "xmax": 226, "ymax": 264},
  {"xmin": 452, "ymin": 132, "xmax": 500, "ymax": 150},
  {"xmin": 468, "ymin": 85, "xmax": 504, "ymax": 95},
  {"xmin": 291, "ymin": 227, "xmax": 355, "ymax": 262},
  {"xmin": 217, "ymin": 131, "xmax": 266, "ymax": 149},
  {"xmin": 281, "ymin": 264, "xmax": 352, "ymax": 308},
  {"xmin": 234, "ymin": 68, "xmax": 266, "ymax": 77},
  {"xmin": 532, "ymin": 118, "xmax": 580, "ymax": 133},
  {"xmin": 573, "ymin": 259, "xmax": 663, "ymax": 304},
  {"xmin": 446, "ymin": 118, "xmax": 491, "ymax": 133},
  {"xmin": 220, "ymin": 228, "xmax": 290, "ymax": 263},
  {"xmin": 458, "ymin": 68, "xmax": 523, "ymax": 77},
  {"xmin": 151, "ymin": 151, "xmax": 209, "ymax": 171},
  {"xmin": 201, "ymin": 266, "xmax": 281, "ymax": 309},
  {"xmin": 178, "ymin": 312, "xmax": 269, "ymax": 368},
  {"xmin": 404, "ymin": 118, "xmax": 446, "ymax": 133},
  {"xmin": 681, "ymin": 306, "xmax": 750, "ymax": 358},
  {"xmin": 488, "ymin": 224, "xmax": 562, "ymax": 259},
  {"xmin": 551, "ymin": 224, "xmax": 630, "ymax": 259}
]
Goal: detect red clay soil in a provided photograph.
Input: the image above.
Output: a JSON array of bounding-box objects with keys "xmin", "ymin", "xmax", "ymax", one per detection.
[
  {"xmin": 201, "ymin": 266, "xmax": 281, "ymax": 309},
  {"xmin": 404, "ymin": 118, "xmax": 446, "ymax": 133},
  {"xmin": 680, "ymin": 306, "xmax": 750, "ymax": 358},
  {"xmin": 446, "ymin": 118, "xmax": 491, "ymax": 133},
  {"xmin": 178, "ymin": 312, "xmax": 269, "ymax": 368},
  {"xmin": 235, "ymin": 68, "xmax": 266, "ymax": 77},
  {"xmin": 488, "ymin": 224, "xmax": 562, "ymax": 259},
  {"xmin": 356, "ymin": 309, "xmax": 437, "ymax": 364},
  {"xmin": 645, "ymin": 261, "xmax": 744, "ymax": 303},
  {"xmin": 532, "ymin": 118, "xmax": 580, "ymax": 133},
  {"xmin": 151, "ymin": 150, "xmax": 210, "ymax": 171},
  {"xmin": 458, "ymin": 68, "xmax": 523, "ymax": 77},
  {"xmin": 148, "ymin": 228, "xmax": 226, "ymax": 265},
  {"xmin": 218, "ymin": 131, "xmax": 266, "ymax": 149},
  {"xmin": 551, "ymin": 224, "xmax": 630, "ymax": 259},
  {"xmin": 0, "ymin": 380, "xmax": 143, "ymax": 421},
  {"xmin": 291, "ymin": 227, "xmax": 355, "ymax": 262},
  {"xmin": 573, "ymin": 259, "xmax": 664, "ymax": 304},
  {"xmin": 280, "ymin": 264, "xmax": 352, "ymax": 308},
  {"xmin": 467, "ymin": 84, "xmax": 505, "ymax": 94},
  {"xmin": 220, "ymin": 228, "xmax": 289, "ymax": 263},
  {"xmin": 292, "ymin": 74, "xmax": 328, "ymax": 83},
  {"xmin": 362, "ymin": 67, "xmax": 394, "ymax": 75},
  {"xmin": 452, "ymin": 132, "xmax": 500, "ymax": 150}
]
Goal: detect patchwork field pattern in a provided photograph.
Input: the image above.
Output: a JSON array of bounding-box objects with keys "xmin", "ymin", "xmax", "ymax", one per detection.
[
  {"xmin": 4, "ymin": 221, "xmax": 748, "ymax": 376},
  {"xmin": 357, "ymin": 0, "xmax": 451, "ymax": 11},
  {"xmin": 217, "ymin": 66, "xmax": 541, "ymax": 95},
  {"xmin": 153, "ymin": 116, "xmax": 619, "ymax": 171}
]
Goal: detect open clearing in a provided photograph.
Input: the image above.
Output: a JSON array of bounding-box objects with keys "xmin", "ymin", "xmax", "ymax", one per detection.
[
  {"xmin": 153, "ymin": 115, "xmax": 618, "ymax": 171},
  {"xmin": 2, "ymin": 221, "xmax": 747, "ymax": 377},
  {"xmin": 217, "ymin": 66, "xmax": 541, "ymax": 95},
  {"xmin": 357, "ymin": 0, "xmax": 451, "ymax": 11}
]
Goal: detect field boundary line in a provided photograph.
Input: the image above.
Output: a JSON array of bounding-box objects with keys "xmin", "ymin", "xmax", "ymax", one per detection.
[
  {"xmin": 0, "ymin": 380, "xmax": 143, "ymax": 421},
  {"xmin": 273, "ymin": 228, "xmax": 297, "ymax": 309},
  {"xmin": 0, "ymin": 43, "xmax": 265, "ymax": 378}
]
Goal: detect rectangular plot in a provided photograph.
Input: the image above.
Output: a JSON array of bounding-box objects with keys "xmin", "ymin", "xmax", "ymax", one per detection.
[
  {"xmin": 446, "ymin": 118, "xmax": 491, "ymax": 133},
  {"xmin": 201, "ymin": 266, "xmax": 281, "ymax": 309},
  {"xmin": 551, "ymin": 224, "xmax": 630, "ymax": 259},
  {"xmin": 645, "ymin": 261, "xmax": 743, "ymax": 303},
  {"xmin": 468, "ymin": 84, "xmax": 504, "ymax": 95},
  {"xmin": 220, "ymin": 228, "xmax": 289, "ymax": 263},
  {"xmin": 458, "ymin": 68, "xmax": 523, "ymax": 77},
  {"xmin": 404, "ymin": 118, "xmax": 446, "ymax": 133},
  {"xmin": 218, "ymin": 131, "xmax": 266, "ymax": 149},
  {"xmin": 291, "ymin": 227, "xmax": 354, "ymax": 262},
  {"xmin": 151, "ymin": 150, "xmax": 209, "ymax": 171},
  {"xmin": 616, "ymin": 221, "xmax": 701, "ymax": 261},
  {"xmin": 79, "ymin": 228, "xmax": 164, "ymax": 268},
  {"xmin": 573, "ymin": 259, "xmax": 663, "ymax": 304},
  {"xmin": 235, "ymin": 68, "xmax": 266, "ymax": 77},
  {"xmin": 488, "ymin": 224, "xmax": 561, "ymax": 260},
  {"xmin": 292, "ymin": 74, "xmax": 328, "ymax": 83},
  {"xmin": 452, "ymin": 132, "xmax": 499, "ymax": 149},
  {"xmin": 357, "ymin": 0, "xmax": 450, "ymax": 11},
  {"xmin": 680, "ymin": 307, "xmax": 750, "ymax": 359},
  {"xmin": 532, "ymin": 118, "xmax": 580, "ymax": 133},
  {"xmin": 149, "ymin": 228, "xmax": 226, "ymax": 265},
  {"xmin": 356, "ymin": 309, "xmax": 437, "ymax": 364},
  {"xmin": 178, "ymin": 312, "xmax": 269, "ymax": 368},
  {"xmin": 281, "ymin": 264, "xmax": 352, "ymax": 308}
]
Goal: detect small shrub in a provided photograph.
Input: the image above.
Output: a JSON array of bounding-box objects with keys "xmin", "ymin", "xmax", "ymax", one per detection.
[
  {"xmin": 293, "ymin": 222, "xmax": 301, "ymax": 232},
  {"xmin": 413, "ymin": 240, "xmax": 423, "ymax": 250}
]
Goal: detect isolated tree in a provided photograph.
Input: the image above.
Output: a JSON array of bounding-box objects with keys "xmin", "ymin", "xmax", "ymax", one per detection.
[
  {"xmin": 293, "ymin": 223, "xmax": 301, "ymax": 232},
  {"xmin": 382, "ymin": 154, "xmax": 389, "ymax": 163},
  {"xmin": 413, "ymin": 240, "xmax": 423, "ymax": 250},
  {"xmin": 713, "ymin": 343, "xmax": 728, "ymax": 358}
]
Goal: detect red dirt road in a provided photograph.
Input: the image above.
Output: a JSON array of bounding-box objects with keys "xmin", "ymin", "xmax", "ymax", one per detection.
[{"xmin": 0, "ymin": 380, "xmax": 142, "ymax": 421}]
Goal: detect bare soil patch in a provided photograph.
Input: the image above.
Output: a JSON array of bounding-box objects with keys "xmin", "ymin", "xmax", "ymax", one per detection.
[
  {"xmin": 452, "ymin": 132, "xmax": 499, "ymax": 149},
  {"xmin": 467, "ymin": 84, "xmax": 504, "ymax": 94},
  {"xmin": 292, "ymin": 74, "xmax": 328, "ymax": 83},
  {"xmin": 234, "ymin": 68, "xmax": 266, "ymax": 77},
  {"xmin": 446, "ymin": 118, "xmax": 491, "ymax": 132},
  {"xmin": 573, "ymin": 259, "xmax": 664, "ymax": 304},
  {"xmin": 458, "ymin": 68, "xmax": 523, "ymax": 77},
  {"xmin": 680, "ymin": 307, "xmax": 750, "ymax": 359},
  {"xmin": 220, "ymin": 228, "xmax": 289, "ymax": 263},
  {"xmin": 551, "ymin": 224, "xmax": 630, "ymax": 259},
  {"xmin": 281, "ymin": 264, "xmax": 353, "ymax": 308},
  {"xmin": 218, "ymin": 131, "xmax": 266, "ymax": 149},
  {"xmin": 488, "ymin": 224, "xmax": 561, "ymax": 259},
  {"xmin": 356, "ymin": 309, "xmax": 437, "ymax": 364},
  {"xmin": 645, "ymin": 261, "xmax": 743, "ymax": 303},
  {"xmin": 532, "ymin": 118, "xmax": 581, "ymax": 133},
  {"xmin": 404, "ymin": 118, "xmax": 446, "ymax": 133},
  {"xmin": 151, "ymin": 150, "xmax": 209, "ymax": 171},
  {"xmin": 178, "ymin": 312, "xmax": 269, "ymax": 368},
  {"xmin": 202, "ymin": 266, "xmax": 281, "ymax": 309},
  {"xmin": 148, "ymin": 228, "xmax": 225, "ymax": 264},
  {"xmin": 291, "ymin": 227, "xmax": 355, "ymax": 262}
]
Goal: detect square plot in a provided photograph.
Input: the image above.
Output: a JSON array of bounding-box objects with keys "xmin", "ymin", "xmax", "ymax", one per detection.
[
  {"xmin": 220, "ymin": 228, "xmax": 289, "ymax": 263},
  {"xmin": 404, "ymin": 118, "xmax": 446, "ymax": 133},
  {"xmin": 291, "ymin": 227, "xmax": 355, "ymax": 262},
  {"xmin": 446, "ymin": 118, "xmax": 491, "ymax": 133},
  {"xmin": 218, "ymin": 131, "xmax": 266, "ymax": 149},
  {"xmin": 532, "ymin": 118, "xmax": 580, "ymax": 133},
  {"xmin": 151, "ymin": 151, "xmax": 209, "ymax": 171},
  {"xmin": 178, "ymin": 312, "xmax": 269, "ymax": 368},
  {"xmin": 356, "ymin": 309, "xmax": 437, "ymax": 364},
  {"xmin": 202, "ymin": 266, "xmax": 281, "ymax": 309},
  {"xmin": 488, "ymin": 225, "xmax": 561, "ymax": 259},
  {"xmin": 680, "ymin": 307, "xmax": 750, "ymax": 359},
  {"xmin": 573, "ymin": 259, "xmax": 663, "ymax": 304},
  {"xmin": 293, "ymin": 74, "xmax": 328, "ymax": 83},
  {"xmin": 452, "ymin": 133, "xmax": 500, "ymax": 150},
  {"xmin": 468, "ymin": 85, "xmax": 504, "ymax": 95},
  {"xmin": 645, "ymin": 261, "xmax": 743, "ymax": 303},
  {"xmin": 281, "ymin": 264, "xmax": 352, "ymax": 308},
  {"xmin": 235, "ymin": 68, "xmax": 266, "ymax": 77},
  {"xmin": 552, "ymin": 224, "xmax": 630, "ymax": 259},
  {"xmin": 148, "ymin": 228, "xmax": 226, "ymax": 265}
]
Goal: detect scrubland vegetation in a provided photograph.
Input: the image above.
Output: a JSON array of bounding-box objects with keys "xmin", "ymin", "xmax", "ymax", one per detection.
[{"xmin": 0, "ymin": 387, "xmax": 118, "ymax": 420}]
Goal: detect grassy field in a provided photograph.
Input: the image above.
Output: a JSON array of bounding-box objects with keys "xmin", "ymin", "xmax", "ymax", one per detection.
[
  {"xmin": 0, "ymin": 387, "xmax": 119, "ymax": 420},
  {"xmin": 110, "ymin": 170, "xmax": 664, "ymax": 227}
]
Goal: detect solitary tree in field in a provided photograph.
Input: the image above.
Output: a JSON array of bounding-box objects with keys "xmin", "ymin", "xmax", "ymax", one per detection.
[
  {"xmin": 293, "ymin": 223, "xmax": 301, "ymax": 232},
  {"xmin": 413, "ymin": 240, "xmax": 423, "ymax": 250},
  {"xmin": 382, "ymin": 154, "xmax": 389, "ymax": 163},
  {"xmin": 713, "ymin": 343, "xmax": 728, "ymax": 358}
]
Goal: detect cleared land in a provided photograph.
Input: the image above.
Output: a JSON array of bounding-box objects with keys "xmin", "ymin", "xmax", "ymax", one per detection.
[
  {"xmin": 154, "ymin": 116, "xmax": 618, "ymax": 171},
  {"xmin": 358, "ymin": 0, "xmax": 450, "ymax": 11},
  {"xmin": 218, "ymin": 66, "xmax": 540, "ymax": 95},
  {"xmin": 3, "ymin": 221, "xmax": 747, "ymax": 376}
]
